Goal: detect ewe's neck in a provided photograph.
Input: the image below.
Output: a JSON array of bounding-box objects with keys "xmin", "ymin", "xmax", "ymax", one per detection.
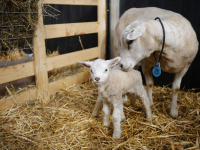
[{"xmin": 142, "ymin": 20, "xmax": 166, "ymax": 53}]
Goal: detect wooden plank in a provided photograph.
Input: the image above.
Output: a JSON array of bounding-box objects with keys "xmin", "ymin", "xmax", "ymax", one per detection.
[
  {"xmin": 0, "ymin": 89, "xmax": 37, "ymax": 111},
  {"xmin": 43, "ymin": 0, "xmax": 98, "ymax": 5},
  {"xmin": 98, "ymin": 0, "xmax": 106, "ymax": 59},
  {"xmin": 47, "ymin": 47, "xmax": 99, "ymax": 71},
  {"xmin": 33, "ymin": 1, "xmax": 50, "ymax": 102},
  {"xmin": 0, "ymin": 61, "xmax": 34, "ymax": 85},
  {"xmin": 0, "ymin": 72, "xmax": 90, "ymax": 111},
  {"xmin": 49, "ymin": 71, "xmax": 90, "ymax": 94},
  {"xmin": 44, "ymin": 22, "xmax": 98, "ymax": 39},
  {"xmin": 110, "ymin": 0, "xmax": 120, "ymax": 58},
  {"xmin": 0, "ymin": 47, "xmax": 98, "ymax": 84}
]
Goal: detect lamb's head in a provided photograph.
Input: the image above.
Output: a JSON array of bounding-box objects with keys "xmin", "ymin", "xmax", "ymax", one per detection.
[
  {"xmin": 120, "ymin": 21, "xmax": 151, "ymax": 70},
  {"xmin": 79, "ymin": 57, "xmax": 121, "ymax": 85}
]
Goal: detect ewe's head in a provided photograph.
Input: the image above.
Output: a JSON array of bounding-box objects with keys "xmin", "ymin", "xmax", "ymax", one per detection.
[
  {"xmin": 79, "ymin": 57, "xmax": 121, "ymax": 85},
  {"xmin": 120, "ymin": 21, "xmax": 151, "ymax": 70}
]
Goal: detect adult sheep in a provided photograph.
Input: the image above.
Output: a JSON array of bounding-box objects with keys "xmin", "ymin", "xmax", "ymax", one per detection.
[{"xmin": 115, "ymin": 7, "xmax": 199, "ymax": 118}]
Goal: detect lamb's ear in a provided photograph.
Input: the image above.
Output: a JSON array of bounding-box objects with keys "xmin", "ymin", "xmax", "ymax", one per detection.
[
  {"xmin": 78, "ymin": 61, "xmax": 92, "ymax": 68},
  {"xmin": 107, "ymin": 57, "xmax": 121, "ymax": 68},
  {"xmin": 127, "ymin": 24, "xmax": 145, "ymax": 40}
]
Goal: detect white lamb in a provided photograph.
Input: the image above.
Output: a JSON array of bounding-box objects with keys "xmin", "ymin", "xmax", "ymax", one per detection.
[{"xmin": 79, "ymin": 57, "xmax": 152, "ymax": 139}]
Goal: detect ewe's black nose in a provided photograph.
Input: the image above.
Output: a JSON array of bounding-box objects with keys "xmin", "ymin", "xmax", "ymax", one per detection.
[
  {"xmin": 120, "ymin": 64, "xmax": 123, "ymax": 68},
  {"xmin": 95, "ymin": 77, "xmax": 100, "ymax": 81}
]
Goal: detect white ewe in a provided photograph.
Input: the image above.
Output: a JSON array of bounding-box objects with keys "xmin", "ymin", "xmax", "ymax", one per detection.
[{"xmin": 79, "ymin": 57, "xmax": 152, "ymax": 139}]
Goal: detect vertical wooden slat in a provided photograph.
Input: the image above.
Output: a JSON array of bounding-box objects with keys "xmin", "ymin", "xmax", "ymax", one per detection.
[
  {"xmin": 98, "ymin": 0, "xmax": 106, "ymax": 59},
  {"xmin": 110, "ymin": 0, "xmax": 120, "ymax": 58},
  {"xmin": 33, "ymin": 1, "xmax": 49, "ymax": 102}
]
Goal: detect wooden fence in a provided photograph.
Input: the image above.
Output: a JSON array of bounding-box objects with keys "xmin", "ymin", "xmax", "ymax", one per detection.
[{"xmin": 0, "ymin": 0, "xmax": 106, "ymax": 111}]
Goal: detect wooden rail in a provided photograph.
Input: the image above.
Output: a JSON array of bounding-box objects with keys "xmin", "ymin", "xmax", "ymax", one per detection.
[
  {"xmin": 43, "ymin": 0, "xmax": 98, "ymax": 5},
  {"xmin": 44, "ymin": 22, "xmax": 98, "ymax": 39},
  {"xmin": 0, "ymin": 0, "xmax": 106, "ymax": 111}
]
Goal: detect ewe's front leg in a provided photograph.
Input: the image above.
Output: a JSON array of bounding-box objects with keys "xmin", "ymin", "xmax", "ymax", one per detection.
[
  {"xmin": 142, "ymin": 63, "xmax": 154, "ymax": 106},
  {"xmin": 112, "ymin": 101, "xmax": 122, "ymax": 139},
  {"xmin": 170, "ymin": 65, "xmax": 190, "ymax": 118},
  {"xmin": 102, "ymin": 100, "xmax": 111, "ymax": 126},
  {"xmin": 92, "ymin": 95, "xmax": 103, "ymax": 117}
]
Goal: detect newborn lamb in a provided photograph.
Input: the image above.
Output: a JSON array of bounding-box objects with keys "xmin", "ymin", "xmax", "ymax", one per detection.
[{"xmin": 79, "ymin": 57, "xmax": 152, "ymax": 139}]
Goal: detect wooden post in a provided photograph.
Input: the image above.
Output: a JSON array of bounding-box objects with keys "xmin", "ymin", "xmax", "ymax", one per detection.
[
  {"xmin": 98, "ymin": 0, "xmax": 106, "ymax": 59},
  {"xmin": 110, "ymin": 0, "xmax": 120, "ymax": 58},
  {"xmin": 33, "ymin": 1, "xmax": 49, "ymax": 102}
]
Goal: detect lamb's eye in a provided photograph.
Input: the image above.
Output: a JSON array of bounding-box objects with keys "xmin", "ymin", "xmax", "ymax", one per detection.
[
  {"xmin": 105, "ymin": 69, "xmax": 107, "ymax": 72},
  {"xmin": 127, "ymin": 40, "xmax": 133, "ymax": 45},
  {"xmin": 91, "ymin": 69, "xmax": 93, "ymax": 73}
]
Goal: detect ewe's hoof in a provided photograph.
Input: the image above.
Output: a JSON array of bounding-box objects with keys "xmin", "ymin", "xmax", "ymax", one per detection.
[
  {"xmin": 112, "ymin": 131, "xmax": 121, "ymax": 139},
  {"xmin": 170, "ymin": 109, "xmax": 178, "ymax": 118}
]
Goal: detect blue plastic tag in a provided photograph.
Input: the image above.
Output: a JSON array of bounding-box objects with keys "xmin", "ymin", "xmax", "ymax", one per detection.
[{"xmin": 152, "ymin": 62, "xmax": 161, "ymax": 77}]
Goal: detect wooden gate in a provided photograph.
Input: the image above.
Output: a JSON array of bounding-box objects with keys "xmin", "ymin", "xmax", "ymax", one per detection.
[{"xmin": 0, "ymin": 0, "xmax": 106, "ymax": 111}]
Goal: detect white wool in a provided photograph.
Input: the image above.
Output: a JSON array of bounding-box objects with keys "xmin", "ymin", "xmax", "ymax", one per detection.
[{"xmin": 79, "ymin": 57, "xmax": 152, "ymax": 139}]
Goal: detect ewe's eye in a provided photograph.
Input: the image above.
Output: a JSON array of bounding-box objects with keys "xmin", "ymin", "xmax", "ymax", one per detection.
[
  {"xmin": 91, "ymin": 69, "xmax": 93, "ymax": 73},
  {"xmin": 127, "ymin": 40, "xmax": 133, "ymax": 45},
  {"xmin": 105, "ymin": 69, "xmax": 107, "ymax": 72}
]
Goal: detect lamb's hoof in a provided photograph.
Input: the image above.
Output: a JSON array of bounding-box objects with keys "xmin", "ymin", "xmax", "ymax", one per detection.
[
  {"xmin": 121, "ymin": 117, "xmax": 126, "ymax": 122},
  {"xmin": 112, "ymin": 131, "xmax": 121, "ymax": 139},
  {"xmin": 147, "ymin": 117, "xmax": 152, "ymax": 121},
  {"xmin": 170, "ymin": 109, "xmax": 178, "ymax": 118},
  {"xmin": 102, "ymin": 122, "xmax": 110, "ymax": 127},
  {"xmin": 92, "ymin": 111, "xmax": 98, "ymax": 117}
]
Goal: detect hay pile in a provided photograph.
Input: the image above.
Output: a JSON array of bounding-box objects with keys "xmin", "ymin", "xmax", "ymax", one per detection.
[
  {"xmin": 0, "ymin": 82, "xmax": 199, "ymax": 149},
  {"xmin": 0, "ymin": 0, "xmax": 60, "ymax": 54},
  {"xmin": 0, "ymin": 0, "xmax": 38, "ymax": 53}
]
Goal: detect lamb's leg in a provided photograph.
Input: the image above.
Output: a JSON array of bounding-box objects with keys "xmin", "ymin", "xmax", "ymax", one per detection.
[
  {"xmin": 170, "ymin": 65, "xmax": 190, "ymax": 118},
  {"xmin": 122, "ymin": 95, "xmax": 128, "ymax": 104},
  {"xmin": 120, "ymin": 103, "xmax": 126, "ymax": 122},
  {"xmin": 142, "ymin": 63, "xmax": 154, "ymax": 106},
  {"xmin": 112, "ymin": 101, "xmax": 122, "ymax": 139},
  {"xmin": 102, "ymin": 100, "xmax": 111, "ymax": 126},
  {"xmin": 137, "ymin": 87, "xmax": 152, "ymax": 119},
  {"xmin": 92, "ymin": 94, "xmax": 103, "ymax": 117},
  {"xmin": 127, "ymin": 93, "xmax": 136, "ymax": 108}
]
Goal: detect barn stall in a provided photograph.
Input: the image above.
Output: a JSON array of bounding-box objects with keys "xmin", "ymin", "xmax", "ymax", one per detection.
[{"xmin": 0, "ymin": 0, "xmax": 200, "ymax": 149}]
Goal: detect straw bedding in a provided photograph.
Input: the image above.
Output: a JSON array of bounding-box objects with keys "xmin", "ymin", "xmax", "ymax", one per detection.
[{"xmin": 0, "ymin": 82, "xmax": 199, "ymax": 149}]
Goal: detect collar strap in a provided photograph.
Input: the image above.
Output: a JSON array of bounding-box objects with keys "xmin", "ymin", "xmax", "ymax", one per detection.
[{"xmin": 153, "ymin": 17, "xmax": 165, "ymax": 62}]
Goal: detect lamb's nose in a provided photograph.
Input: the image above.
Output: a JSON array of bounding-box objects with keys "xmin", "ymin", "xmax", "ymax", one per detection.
[
  {"xmin": 95, "ymin": 77, "xmax": 100, "ymax": 81},
  {"xmin": 120, "ymin": 64, "xmax": 123, "ymax": 68}
]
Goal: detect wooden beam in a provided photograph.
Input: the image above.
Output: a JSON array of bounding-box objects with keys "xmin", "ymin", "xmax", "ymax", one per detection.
[
  {"xmin": 33, "ymin": 1, "xmax": 50, "ymax": 102},
  {"xmin": 44, "ymin": 22, "xmax": 98, "ymax": 39},
  {"xmin": 0, "ymin": 61, "xmax": 34, "ymax": 85},
  {"xmin": 110, "ymin": 0, "xmax": 120, "ymax": 58},
  {"xmin": 47, "ymin": 47, "xmax": 99, "ymax": 71},
  {"xmin": 98, "ymin": 0, "xmax": 106, "ymax": 59},
  {"xmin": 0, "ymin": 89, "xmax": 37, "ymax": 111},
  {"xmin": 43, "ymin": 0, "xmax": 98, "ymax": 5},
  {"xmin": 0, "ymin": 72, "xmax": 90, "ymax": 111},
  {"xmin": 0, "ymin": 47, "xmax": 98, "ymax": 84},
  {"xmin": 49, "ymin": 71, "xmax": 90, "ymax": 94}
]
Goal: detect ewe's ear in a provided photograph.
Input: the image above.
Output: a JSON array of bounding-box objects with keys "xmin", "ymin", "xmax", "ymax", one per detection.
[
  {"xmin": 127, "ymin": 24, "xmax": 145, "ymax": 40},
  {"xmin": 107, "ymin": 57, "xmax": 121, "ymax": 68},
  {"xmin": 78, "ymin": 61, "xmax": 92, "ymax": 68}
]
